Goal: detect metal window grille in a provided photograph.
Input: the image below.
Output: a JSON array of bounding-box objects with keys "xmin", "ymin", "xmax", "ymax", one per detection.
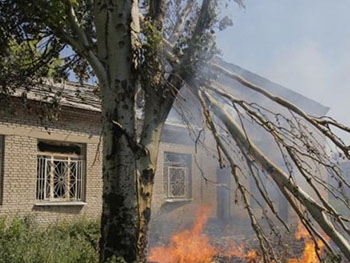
[
  {"xmin": 164, "ymin": 152, "xmax": 191, "ymax": 199},
  {"xmin": 36, "ymin": 155, "xmax": 85, "ymax": 201},
  {"xmin": 167, "ymin": 166, "xmax": 188, "ymax": 198}
]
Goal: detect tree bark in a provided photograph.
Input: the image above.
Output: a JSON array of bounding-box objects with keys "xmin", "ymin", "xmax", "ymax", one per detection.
[
  {"xmin": 96, "ymin": 1, "xmax": 140, "ymax": 262},
  {"xmin": 136, "ymin": 86, "xmax": 175, "ymax": 261},
  {"xmin": 99, "ymin": 113, "xmax": 139, "ymax": 263},
  {"xmin": 99, "ymin": 82, "xmax": 173, "ymax": 263},
  {"xmin": 95, "ymin": 1, "xmax": 175, "ymax": 261}
]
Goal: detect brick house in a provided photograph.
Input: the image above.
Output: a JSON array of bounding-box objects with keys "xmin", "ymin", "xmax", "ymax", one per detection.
[
  {"xmin": 0, "ymin": 82, "xmax": 102, "ymax": 223},
  {"xmin": 0, "ymin": 59, "xmax": 329, "ymax": 228}
]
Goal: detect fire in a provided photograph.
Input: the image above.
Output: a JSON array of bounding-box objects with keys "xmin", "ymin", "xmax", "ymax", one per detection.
[
  {"xmin": 148, "ymin": 206, "xmax": 258, "ymax": 263},
  {"xmin": 222, "ymin": 240, "xmax": 258, "ymax": 262},
  {"xmin": 148, "ymin": 206, "xmax": 216, "ymax": 263},
  {"xmin": 149, "ymin": 208, "xmax": 327, "ymax": 263},
  {"xmin": 288, "ymin": 222, "xmax": 326, "ymax": 263}
]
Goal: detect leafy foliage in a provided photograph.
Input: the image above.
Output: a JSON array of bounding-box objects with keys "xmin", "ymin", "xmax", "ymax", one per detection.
[
  {"xmin": 0, "ymin": 0, "xmax": 95, "ymax": 92},
  {"xmin": 0, "ymin": 217, "xmax": 100, "ymax": 263}
]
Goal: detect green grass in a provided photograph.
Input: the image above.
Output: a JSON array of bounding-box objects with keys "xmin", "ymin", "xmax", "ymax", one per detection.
[{"xmin": 0, "ymin": 217, "xmax": 100, "ymax": 263}]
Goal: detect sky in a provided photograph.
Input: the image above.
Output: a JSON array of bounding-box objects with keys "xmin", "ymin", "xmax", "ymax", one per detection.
[{"xmin": 216, "ymin": 0, "xmax": 350, "ymax": 138}]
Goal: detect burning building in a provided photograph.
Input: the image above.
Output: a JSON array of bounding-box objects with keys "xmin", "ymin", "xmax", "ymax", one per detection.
[
  {"xmin": 0, "ymin": 58, "xmax": 333, "ymax": 261},
  {"xmin": 149, "ymin": 58, "xmax": 329, "ymax": 235},
  {"xmin": 148, "ymin": 58, "xmax": 332, "ymax": 262}
]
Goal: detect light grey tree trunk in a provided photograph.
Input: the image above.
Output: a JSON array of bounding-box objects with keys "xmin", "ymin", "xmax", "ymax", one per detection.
[
  {"xmin": 94, "ymin": 2, "xmax": 173, "ymax": 261},
  {"xmin": 94, "ymin": 1, "xmax": 140, "ymax": 262},
  {"xmin": 99, "ymin": 108, "xmax": 139, "ymax": 262},
  {"xmin": 98, "ymin": 83, "xmax": 173, "ymax": 263}
]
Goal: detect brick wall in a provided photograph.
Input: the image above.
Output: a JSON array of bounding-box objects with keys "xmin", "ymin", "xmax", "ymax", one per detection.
[
  {"xmin": 0, "ymin": 99, "xmax": 103, "ymax": 224},
  {"xmin": 0, "ymin": 98, "xmax": 327, "ymax": 231}
]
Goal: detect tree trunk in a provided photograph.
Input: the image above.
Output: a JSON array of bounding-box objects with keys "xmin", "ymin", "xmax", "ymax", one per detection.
[
  {"xmin": 94, "ymin": 1, "xmax": 176, "ymax": 261},
  {"xmin": 135, "ymin": 89, "xmax": 174, "ymax": 262},
  {"xmin": 136, "ymin": 155, "xmax": 156, "ymax": 263},
  {"xmin": 99, "ymin": 86, "xmax": 170, "ymax": 263},
  {"xmin": 99, "ymin": 115, "xmax": 139, "ymax": 263},
  {"xmin": 96, "ymin": 1, "xmax": 140, "ymax": 261}
]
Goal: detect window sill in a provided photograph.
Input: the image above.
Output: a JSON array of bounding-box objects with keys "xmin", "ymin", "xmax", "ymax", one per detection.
[
  {"xmin": 164, "ymin": 198, "xmax": 192, "ymax": 203},
  {"xmin": 34, "ymin": 201, "xmax": 87, "ymax": 207}
]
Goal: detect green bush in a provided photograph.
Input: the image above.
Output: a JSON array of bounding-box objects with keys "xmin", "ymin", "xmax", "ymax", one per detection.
[{"xmin": 0, "ymin": 217, "xmax": 100, "ymax": 263}]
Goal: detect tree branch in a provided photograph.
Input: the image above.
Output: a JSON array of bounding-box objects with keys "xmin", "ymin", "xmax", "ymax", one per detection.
[
  {"xmin": 209, "ymin": 62, "xmax": 350, "ymax": 158},
  {"xmin": 202, "ymin": 89, "xmax": 350, "ymax": 260},
  {"xmin": 197, "ymin": 89, "xmax": 279, "ymax": 263},
  {"xmin": 65, "ymin": 1, "xmax": 108, "ymax": 86}
]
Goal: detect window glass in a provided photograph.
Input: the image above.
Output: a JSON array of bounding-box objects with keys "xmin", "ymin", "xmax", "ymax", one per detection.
[
  {"xmin": 36, "ymin": 140, "xmax": 86, "ymax": 202},
  {"xmin": 163, "ymin": 152, "xmax": 192, "ymax": 200}
]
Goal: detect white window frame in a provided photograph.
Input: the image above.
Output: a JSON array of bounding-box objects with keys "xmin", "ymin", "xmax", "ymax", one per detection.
[
  {"xmin": 164, "ymin": 152, "xmax": 191, "ymax": 201},
  {"xmin": 36, "ymin": 143, "xmax": 86, "ymax": 203}
]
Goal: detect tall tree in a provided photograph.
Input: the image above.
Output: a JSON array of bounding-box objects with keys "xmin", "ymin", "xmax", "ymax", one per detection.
[{"xmin": 0, "ymin": 1, "xmax": 349, "ymax": 262}]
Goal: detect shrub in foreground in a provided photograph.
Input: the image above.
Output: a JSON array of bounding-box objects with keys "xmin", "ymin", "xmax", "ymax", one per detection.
[{"xmin": 0, "ymin": 217, "xmax": 100, "ymax": 263}]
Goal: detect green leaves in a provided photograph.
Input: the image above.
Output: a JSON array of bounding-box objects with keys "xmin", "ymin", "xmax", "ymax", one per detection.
[
  {"xmin": 0, "ymin": 217, "xmax": 100, "ymax": 263},
  {"xmin": 143, "ymin": 21, "xmax": 163, "ymax": 53},
  {"xmin": 0, "ymin": 0, "xmax": 96, "ymax": 91}
]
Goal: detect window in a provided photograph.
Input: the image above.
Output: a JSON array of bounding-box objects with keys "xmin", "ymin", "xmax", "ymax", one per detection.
[
  {"xmin": 36, "ymin": 141, "xmax": 85, "ymax": 202},
  {"xmin": 163, "ymin": 152, "xmax": 192, "ymax": 200},
  {"xmin": 0, "ymin": 135, "xmax": 4, "ymax": 204}
]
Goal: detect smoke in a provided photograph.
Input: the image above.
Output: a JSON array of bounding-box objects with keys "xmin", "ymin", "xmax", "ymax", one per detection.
[
  {"xmin": 265, "ymin": 42, "xmax": 329, "ymax": 103},
  {"xmin": 261, "ymin": 39, "xmax": 350, "ymax": 146},
  {"xmin": 264, "ymin": 40, "xmax": 350, "ymax": 131},
  {"xmin": 148, "ymin": 2, "xmax": 350, "ymax": 258},
  {"xmin": 217, "ymin": 0, "xmax": 350, "ymax": 143}
]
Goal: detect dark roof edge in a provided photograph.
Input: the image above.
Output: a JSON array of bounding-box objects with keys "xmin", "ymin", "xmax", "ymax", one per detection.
[
  {"xmin": 13, "ymin": 80, "xmax": 101, "ymax": 112},
  {"xmin": 213, "ymin": 57, "xmax": 330, "ymax": 116}
]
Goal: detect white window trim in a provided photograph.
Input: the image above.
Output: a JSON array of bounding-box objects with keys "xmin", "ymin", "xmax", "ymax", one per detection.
[
  {"xmin": 163, "ymin": 152, "xmax": 192, "ymax": 200},
  {"xmin": 36, "ymin": 152, "xmax": 85, "ymax": 203},
  {"xmin": 34, "ymin": 201, "xmax": 87, "ymax": 206},
  {"xmin": 164, "ymin": 198, "xmax": 193, "ymax": 203}
]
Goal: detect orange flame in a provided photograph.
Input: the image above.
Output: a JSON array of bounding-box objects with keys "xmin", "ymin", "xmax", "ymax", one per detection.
[
  {"xmin": 148, "ymin": 206, "xmax": 216, "ymax": 263},
  {"xmin": 148, "ymin": 206, "xmax": 259, "ymax": 263},
  {"xmin": 288, "ymin": 222, "xmax": 326, "ymax": 263},
  {"xmin": 222, "ymin": 240, "xmax": 258, "ymax": 262},
  {"xmin": 149, "ymin": 208, "xmax": 328, "ymax": 263}
]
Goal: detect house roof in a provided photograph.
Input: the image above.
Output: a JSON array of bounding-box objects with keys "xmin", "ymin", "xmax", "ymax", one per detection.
[
  {"xmin": 14, "ymin": 80, "xmax": 101, "ymax": 112},
  {"xmin": 13, "ymin": 58, "xmax": 329, "ymax": 117},
  {"xmin": 212, "ymin": 58, "xmax": 329, "ymax": 116}
]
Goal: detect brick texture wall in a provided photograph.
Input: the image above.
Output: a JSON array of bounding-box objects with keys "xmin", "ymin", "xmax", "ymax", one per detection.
[
  {"xmin": 1, "ymin": 98, "xmax": 309, "ymax": 231},
  {"xmin": 0, "ymin": 99, "xmax": 103, "ymax": 224}
]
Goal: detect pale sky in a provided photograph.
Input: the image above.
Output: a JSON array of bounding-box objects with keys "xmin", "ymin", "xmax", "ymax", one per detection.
[{"xmin": 217, "ymin": 0, "xmax": 350, "ymax": 135}]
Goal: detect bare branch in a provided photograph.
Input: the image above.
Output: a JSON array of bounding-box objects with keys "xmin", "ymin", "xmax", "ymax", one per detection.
[
  {"xmin": 197, "ymin": 89, "xmax": 279, "ymax": 263},
  {"xmin": 202, "ymin": 89, "xmax": 350, "ymax": 259},
  {"xmin": 210, "ymin": 62, "xmax": 350, "ymax": 159},
  {"xmin": 169, "ymin": 0, "xmax": 196, "ymax": 41}
]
